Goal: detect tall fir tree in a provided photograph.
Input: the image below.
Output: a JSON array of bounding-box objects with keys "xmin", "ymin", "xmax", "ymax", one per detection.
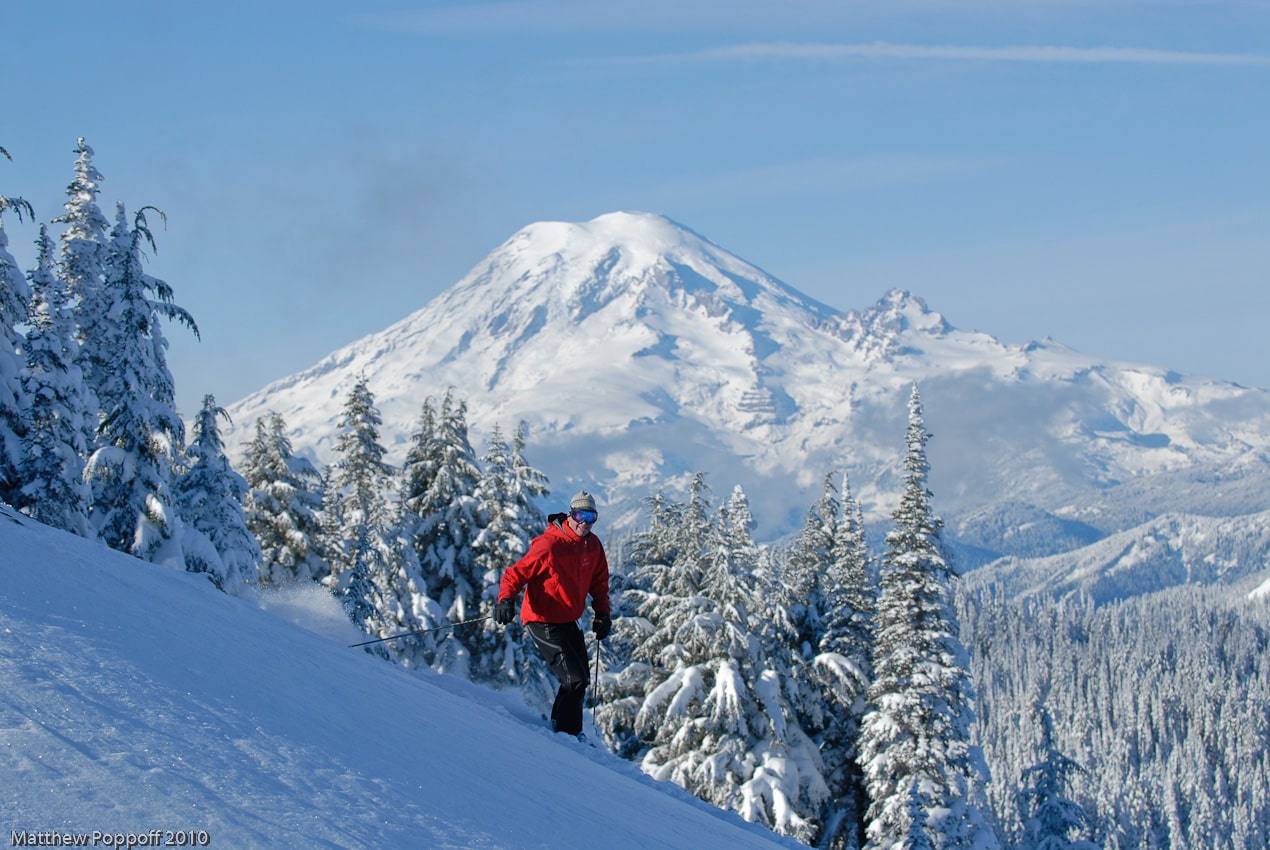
[
  {"xmin": 84, "ymin": 204, "xmax": 197, "ymax": 564},
  {"xmin": 398, "ymin": 396, "xmax": 441, "ymax": 537},
  {"xmin": 341, "ymin": 521, "xmax": 388, "ymax": 642},
  {"xmin": 645, "ymin": 472, "xmax": 711, "ymax": 599},
  {"xmin": 400, "ymin": 389, "xmax": 484, "ymax": 675},
  {"xmin": 326, "ymin": 376, "xmax": 406, "ymax": 644},
  {"xmin": 778, "ymin": 471, "xmax": 876, "ymax": 850},
  {"xmin": 18, "ymin": 225, "xmax": 92, "ymax": 534},
  {"xmin": 857, "ymin": 386, "xmax": 996, "ymax": 850},
  {"xmin": 1013, "ymin": 707, "xmax": 1099, "ymax": 850},
  {"xmin": 616, "ymin": 474, "xmax": 715, "ymax": 705},
  {"xmin": 610, "ymin": 476, "xmax": 825, "ymax": 842},
  {"xmin": 776, "ymin": 472, "xmax": 842, "ymax": 753},
  {"xmin": 391, "ymin": 396, "xmax": 449, "ymax": 665},
  {"xmin": 315, "ymin": 463, "xmax": 341, "ymax": 583},
  {"xmin": 241, "ymin": 411, "xmax": 326, "ymax": 584},
  {"xmin": 714, "ymin": 484, "xmax": 828, "ymax": 844},
  {"xmin": 173, "ymin": 395, "xmax": 261, "ymax": 592},
  {"xmin": 53, "ymin": 138, "xmax": 109, "ymax": 447},
  {"xmin": 813, "ymin": 473, "xmax": 875, "ymax": 850},
  {"xmin": 717, "ymin": 485, "xmax": 761, "ymax": 580},
  {"xmin": 469, "ymin": 422, "xmax": 552, "ymax": 697},
  {"xmin": 510, "ymin": 421, "xmax": 550, "ymax": 525},
  {"xmin": 593, "ymin": 488, "xmax": 682, "ymax": 759},
  {"xmin": 782, "ymin": 472, "xmax": 841, "ymax": 656},
  {"xmin": 0, "ymin": 151, "xmax": 34, "ymax": 506},
  {"xmin": 505, "ymin": 421, "xmax": 553, "ymax": 700}
]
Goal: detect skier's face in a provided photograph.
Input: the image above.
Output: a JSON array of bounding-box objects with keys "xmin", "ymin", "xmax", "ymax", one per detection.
[{"xmin": 568, "ymin": 511, "xmax": 595, "ymax": 537}]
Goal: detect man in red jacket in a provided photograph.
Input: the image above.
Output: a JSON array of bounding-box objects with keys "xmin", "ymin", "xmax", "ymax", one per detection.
[{"xmin": 495, "ymin": 490, "xmax": 612, "ymax": 739}]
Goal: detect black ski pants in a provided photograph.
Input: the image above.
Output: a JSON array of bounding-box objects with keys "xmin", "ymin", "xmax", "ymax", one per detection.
[{"xmin": 525, "ymin": 621, "xmax": 589, "ymax": 736}]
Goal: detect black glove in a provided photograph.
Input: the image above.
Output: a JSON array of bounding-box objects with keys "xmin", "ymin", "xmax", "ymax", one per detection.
[
  {"xmin": 494, "ymin": 598, "xmax": 516, "ymax": 625},
  {"xmin": 592, "ymin": 613, "xmax": 612, "ymax": 641}
]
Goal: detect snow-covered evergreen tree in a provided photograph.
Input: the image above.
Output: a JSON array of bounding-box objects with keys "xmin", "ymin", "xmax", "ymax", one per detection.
[
  {"xmin": 241, "ymin": 411, "xmax": 326, "ymax": 584},
  {"xmin": 611, "ymin": 476, "xmax": 825, "ymax": 842},
  {"xmin": 398, "ymin": 397, "xmax": 441, "ymax": 542},
  {"xmin": 173, "ymin": 395, "xmax": 261, "ymax": 592},
  {"xmin": 0, "ymin": 152, "xmax": 34, "ymax": 506},
  {"xmin": 813, "ymin": 473, "xmax": 875, "ymax": 850},
  {"xmin": 388, "ymin": 396, "xmax": 449, "ymax": 665},
  {"xmin": 1014, "ymin": 707, "xmax": 1099, "ymax": 850},
  {"xmin": 646, "ymin": 472, "xmax": 711, "ymax": 599},
  {"xmin": 18, "ymin": 224, "xmax": 92, "ymax": 534},
  {"xmin": 857, "ymin": 386, "xmax": 996, "ymax": 850},
  {"xmin": 604, "ymin": 474, "xmax": 716, "ymax": 747},
  {"xmin": 315, "ymin": 463, "xmax": 340, "ymax": 582},
  {"xmin": 399, "ymin": 388, "xmax": 484, "ymax": 675},
  {"xmin": 53, "ymin": 138, "xmax": 109, "ymax": 447},
  {"xmin": 717, "ymin": 485, "xmax": 760, "ymax": 576},
  {"xmin": 341, "ymin": 521, "xmax": 387, "ymax": 642},
  {"xmin": 325, "ymin": 376, "xmax": 406, "ymax": 643},
  {"xmin": 630, "ymin": 490, "xmax": 683, "ymax": 580},
  {"xmin": 469, "ymin": 424, "xmax": 515, "ymax": 663},
  {"xmin": 778, "ymin": 471, "xmax": 875, "ymax": 850},
  {"xmin": 84, "ymin": 204, "xmax": 197, "ymax": 565},
  {"xmin": 510, "ymin": 421, "xmax": 549, "ymax": 525},
  {"xmin": 714, "ymin": 484, "xmax": 827, "ymax": 843},
  {"xmin": 469, "ymin": 422, "xmax": 552, "ymax": 697},
  {"xmin": 782, "ymin": 472, "xmax": 840, "ymax": 656},
  {"xmin": 774, "ymin": 472, "xmax": 840, "ymax": 753},
  {"xmin": 593, "ymin": 489, "xmax": 681, "ymax": 759}
]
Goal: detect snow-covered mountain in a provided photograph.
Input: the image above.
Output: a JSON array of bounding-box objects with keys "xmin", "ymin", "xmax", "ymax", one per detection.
[
  {"xmin": 222, "ymin": 210, "xmax": 1270, "ymax": 566},
  {"xmin": 0, "ymin": 503, "xmax": 799, "ymax": 849}
]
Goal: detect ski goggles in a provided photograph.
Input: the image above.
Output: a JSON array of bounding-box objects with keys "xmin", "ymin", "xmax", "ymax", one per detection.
[{"xmin": 571, "ymin": 509, "xmax": 598, "ymax": 524}]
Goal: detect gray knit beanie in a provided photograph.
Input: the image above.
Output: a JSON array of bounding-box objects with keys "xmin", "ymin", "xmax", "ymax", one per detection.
[{"xmin": 569, "ymin": 490, "xmax": 597, "ymax": 512}]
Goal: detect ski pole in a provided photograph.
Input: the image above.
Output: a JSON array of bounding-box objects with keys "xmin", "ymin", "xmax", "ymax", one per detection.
[
  {"xmin": 348, "ymin": 614, "xmax": 492, "ymax": 648},
  {"xmin": 591, "ymin": 636, "xmax": 603, "ymax": 709}
]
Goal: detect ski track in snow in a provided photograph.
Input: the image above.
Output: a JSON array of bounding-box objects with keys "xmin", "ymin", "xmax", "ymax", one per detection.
[{"xmin": 0, "ymin": 514, "xmax": 800, "ymax": 849}]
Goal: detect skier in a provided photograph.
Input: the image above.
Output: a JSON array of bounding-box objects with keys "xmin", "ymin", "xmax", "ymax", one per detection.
[{"xmin": 494, "ymin": 490, "xmax": 612, "ymax": 740}]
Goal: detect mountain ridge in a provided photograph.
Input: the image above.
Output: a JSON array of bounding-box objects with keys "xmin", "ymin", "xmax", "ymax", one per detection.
[{"xmin": 963, "ymin": 506, "xmax": 1270, "ymax": 603}]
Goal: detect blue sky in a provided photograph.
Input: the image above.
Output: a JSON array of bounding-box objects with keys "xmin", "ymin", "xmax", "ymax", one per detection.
[{"xmin": 4, "ymin": 1, "xmax": 1268, "ymax": 416}]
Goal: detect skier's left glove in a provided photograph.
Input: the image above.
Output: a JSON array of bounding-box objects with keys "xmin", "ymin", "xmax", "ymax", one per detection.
[
  {"xmin": 592, "ymin": 613, "xmax": 612, "ymax": 641},
  {"xmin": 494, "ymin": 599, "xmax": 516, "ymax": 625}
]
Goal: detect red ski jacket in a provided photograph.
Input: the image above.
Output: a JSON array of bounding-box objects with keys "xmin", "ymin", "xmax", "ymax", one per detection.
[{"xmin": 499, "ymin": 519, "xmax": 610, "ymax": 625}]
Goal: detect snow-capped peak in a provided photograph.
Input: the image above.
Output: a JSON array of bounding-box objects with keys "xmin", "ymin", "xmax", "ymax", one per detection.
[
  {"xmin": 439, "ymin": 211, "xmax": 838, "ymax": 335},
  {"xmin": 829, "ymin": 288, "xmax": 954, "ymax": 362}
]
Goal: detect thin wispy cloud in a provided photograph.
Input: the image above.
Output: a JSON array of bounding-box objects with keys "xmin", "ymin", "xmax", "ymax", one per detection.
[
  {"xmin": 670, "ymin": 41, "xmax": 1270, "ymax": 67},
  {"xmin": 350, "ymin": 3, "xmax": 965, "ymax": 35}
]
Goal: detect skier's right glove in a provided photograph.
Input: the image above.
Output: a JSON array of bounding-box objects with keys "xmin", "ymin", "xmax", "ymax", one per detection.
[
  {"xmin": 494, "ymin": 598, "xmax": 516, "ymax": 625},
  {"xmin": 592, "ymin": 613, "xmax": 612, "ymax": 641}
]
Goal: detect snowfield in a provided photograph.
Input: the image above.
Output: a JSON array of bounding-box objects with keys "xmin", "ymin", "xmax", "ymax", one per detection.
[{"xmin": 0, "ymin": 506, "xmax": 799, "ymax": 849}]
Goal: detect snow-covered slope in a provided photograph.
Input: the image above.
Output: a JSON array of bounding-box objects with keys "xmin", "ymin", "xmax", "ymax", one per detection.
[
  {"xmin": 221, "ymin": 211, "xmax": 1270, "ymax": 553},
  {"xmin": 0, "ymin": 505, "xmax": 798, "ymax": 849}
]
